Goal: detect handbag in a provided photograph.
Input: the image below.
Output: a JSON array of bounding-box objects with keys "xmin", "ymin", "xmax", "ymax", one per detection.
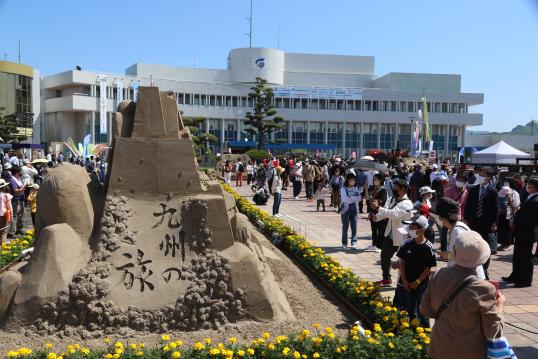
[{"xmin": 4, "ymin": 195, "xmax": 12, "ymax": 223}]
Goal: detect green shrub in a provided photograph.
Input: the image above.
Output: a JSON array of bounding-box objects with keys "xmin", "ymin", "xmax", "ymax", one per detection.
[{"xmin": 245, "ymin": 149, "xmax": 271, "ymax": 162}]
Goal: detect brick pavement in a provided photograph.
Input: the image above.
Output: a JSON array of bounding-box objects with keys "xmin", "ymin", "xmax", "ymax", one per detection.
[{"xmin": 234, "ymin": 184, "xmax": 538, "ymax": 358}]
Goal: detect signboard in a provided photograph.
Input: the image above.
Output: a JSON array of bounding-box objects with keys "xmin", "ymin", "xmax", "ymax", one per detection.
[
  {"xmin": 273, "ymin": 86, "xmax": 362, "ymax": 100},
  {"xmin": 99, "ymin": 75, "xmax": 107, "ymax": 134}
]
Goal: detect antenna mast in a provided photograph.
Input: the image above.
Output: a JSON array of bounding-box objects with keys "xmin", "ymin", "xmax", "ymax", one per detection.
[{"xmin": 249, "ymin": 0, "xmax": 253, "ymax": 48}]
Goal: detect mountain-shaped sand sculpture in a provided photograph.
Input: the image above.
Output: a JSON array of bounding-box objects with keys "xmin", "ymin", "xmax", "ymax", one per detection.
[{"xmin": 0, "ymin": 87, "xmax": 293, "ymax": 337}]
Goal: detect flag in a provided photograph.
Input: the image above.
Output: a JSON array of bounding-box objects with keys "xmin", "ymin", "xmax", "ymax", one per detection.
[
  {"xmin": 99, "ymin": 75, "xmax": 107, "ymax": 135},
  {"xmin": 422, "ymin": 97, "xmax": 430, "ymax": 142}
]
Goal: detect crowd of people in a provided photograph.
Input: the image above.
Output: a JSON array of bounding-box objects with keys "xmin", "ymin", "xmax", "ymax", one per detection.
[
  {"xmin": 224, "ymin": 154, "xmax": 538, "ymax": 358},
  {"xmin": 0, "ymin": 152, "xmax": 108, "ymax": 245}
]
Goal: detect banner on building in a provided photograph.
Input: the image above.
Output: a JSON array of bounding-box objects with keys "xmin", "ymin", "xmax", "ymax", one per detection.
[
  {"xmin": 99, "ymin": 75, "xmax": 107, "ymax": 134},
  {"xmin": 273, "ymin": 86, "xmax": 362, "ymax": 100},
  {"xmin": 117, "ymin": 79, "xmax": 124, "ymax": 104},
  {"xmin": 133, "ymin": 80, "xmax": 139, "ymax": 102}
]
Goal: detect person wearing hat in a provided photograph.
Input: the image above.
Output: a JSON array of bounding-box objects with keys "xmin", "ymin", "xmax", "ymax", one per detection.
[
  {"xmin": 27, "ymin": 183, "xmax": 40, "ymax": 227},
  {"xmin": 292, "ymin": 161, "xmax": 303, "ymax": 199},
  {"xmin": 1, "ymin": 162, "xmax": 12, "ymax": 182},
  {"xmin": 271, "ymin": 167, "xmax": 284, "ymax": 217},
  {"xmin": 420, "ymin": 231, "xmax": 506, "ymax": 359},
  {"xmin": 371, "ymin": 179, "xmax": 414, "ymax": 287},
  {"xmin": 413, "ymin": 186, "xmax": 436, "ymax": 214},
  {"xmin": 340, "ymin": 173, "xmax": 362, "ymax": 249},
  {"xmin": 302, "ymin": 159, "xmax": 316, "ymax": 201},
  {"xmin": 502, "ymin": 177, "xmax": 538, "ymax": 287},
  {"xmin": 0, "ymin": 178, "xmax": 13, "ymax": 245},
  {"xmin": 395, "ymin": 215, "xmax": 437, "ymax": 327}
]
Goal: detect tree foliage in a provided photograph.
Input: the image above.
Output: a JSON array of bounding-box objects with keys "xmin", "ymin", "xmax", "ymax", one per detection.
[
  {"xmin": 181, "ymin": 114, "xmax": 217, "ymax": 155},
  {"xmin": 243, "ymin": 77, "xmax": 284, "ymax": 150},
  {"xmin": 0, "ymin": 114, "xmax": 19, "ymax": 143}
]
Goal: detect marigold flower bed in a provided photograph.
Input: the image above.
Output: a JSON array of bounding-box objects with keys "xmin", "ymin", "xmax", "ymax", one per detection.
[
  {"xmin": 5, "ymin": 325, "xmax": 428, "ymax": 359},
  {"xmin": 0, "ymin": 229, "xmax": 35, "ymax": 270}
]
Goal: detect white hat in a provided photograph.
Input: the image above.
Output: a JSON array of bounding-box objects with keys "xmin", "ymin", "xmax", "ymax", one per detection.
[
  {"xmin": 0, "ymin": 179, "xmax": 9, "ymax": 188},
  {"xmin": 454, "ymin": 231, "xmax": 491, "ymax": 268},
  {"xmin": 432, "ymin": 164, "xmax": 438, "ymax": 169},
  {"xmin": 3, "ymin": 162, "xmax": 12, "ymax": 170},
  {"xmin": 31, "ymin": 183, "xmax": 40, "ymax": 190},
  {"xmin": 403, "ymin": 215, "xmax": 429, "ymax": 229},
  {"xmin": 418, "ymin": 186, "xmax": 436, "ymax": 196}
]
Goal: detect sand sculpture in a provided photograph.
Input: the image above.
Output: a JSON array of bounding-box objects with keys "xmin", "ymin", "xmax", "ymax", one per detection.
[{"xmin": 0, "ymin": 87, "xmax": 293, "ymax": 337}]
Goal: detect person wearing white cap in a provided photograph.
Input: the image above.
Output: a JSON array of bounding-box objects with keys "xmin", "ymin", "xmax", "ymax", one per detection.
[
  {"xmin": 0, "ymin": 178, "xmax": 13, "ymax": 245},
  {"xmin": 420, "ymin": 230, "xmax": 507, "ymax": 359},
  {"xmin": 395, "ymin": 215, "xmax": 437, "ymax": 327},
  {"xmin": 27, "ymin": 183, "xmax": 40, "ymax": 227}
]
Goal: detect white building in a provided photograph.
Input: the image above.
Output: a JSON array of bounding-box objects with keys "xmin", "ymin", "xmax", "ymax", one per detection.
[{"xmin": 40, "ymin": 47, "xmax": 483, "ymax": 158}]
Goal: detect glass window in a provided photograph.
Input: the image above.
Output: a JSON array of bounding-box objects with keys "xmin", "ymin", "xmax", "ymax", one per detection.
[
  {"xmin": 442, "ymin": 102, "xmax": 448, "ymax": 113},
  {"xmin": 329, "ymin": 100, "xmax": 336, "ymax": 110},
  {"xmin": 283, "ymin": 98, "xmax": 290, "ymax": 109},
  {"xmin": 275, "ymin": 98, "xmax": 283, "ymax": 108},
  {"xmin": 434, "ymin": 102, "xmax": 440, "ymax": 113},
  {"xmin": 319, "ymin": 99, "xmax": 327, "ymax": 110},
  {"xmin": 309, "ymin": 122, "xmax": 325, "ymax": 144},
  {"xmin": 363, "ymin": 123, "xmax": 378, "ymax": 149},
  {"xmin": 379, "ymin": 124, "xmax": 395, "ymax": 150},
  {"xmin": 291, "ymin": 121, "xmax": 308, "ymax": 144},
  {"xmin": 345, "ymin": 123, "xmax": 360, "ymax": 151},
  {"xmin": 354, "ymin": 101, "xmax": 362, "ymax": 110},
  {"xmin": 346, "ymin": 100, "xmax": 353, "ymax": 110},
  {"xmin": 193, "ymin": 94, "xmax": 199, "ymax": 105},
  {"xmin": 274, "ymin": 121, "xmax": 289, "ymax": 143},
  {"xmin": 398, "ymin": 124, "xmax": 412, "ymax": 152},
  {"xmin": 390, "ymin": 101, "xmax": 397, "ymax": 111},
  {"xmin": 372, "ymin": 101, "xmax": 379, "ymax": 111},
  {"xmin": 310, "ymin": 99, "xmax": 319, "ymax": 110},
  {"xmin": 224, "ymin": 119, "xmax": 237, "ymax": 142},
  {"xmin": 399, "ymin": 101, "xmax": 406, "ymax": 112},
  {"xmin": 337, "ymin": 100, "xmax": 344, "ymax": 110},
  {"xmin": 327, "ymin": 123, "xmax": 343, "ymax": 150},
  {"xmin": 232, "ymin": 96, "xmax": 238, "ymax": 107},
  {"xmin": 363, "ymin": 100, "xmax": 371, "ymax": 111},
  {"xmin": 408, "ymin": 102, "xmax": 414, "ymax": 112}
]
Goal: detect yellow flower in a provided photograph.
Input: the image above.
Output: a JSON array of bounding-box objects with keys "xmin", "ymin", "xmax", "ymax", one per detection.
[
  {"xmin": 416, "ymin": 326, "xmax": 424, "ymax": 334},
  {"xmin": 47, "ymin": 353, "xmax": 57, "ymax": 359},
  {"xmin": 130, "ymin": 344, "xmax": 137, "ymax": 350},
  {"xmin": 236, "ymin": 350, "xmax": 245, "ymax": 357},
  {"xmin": 313, "ymin": 353, "xmax": 320, "ymax": 358},
  {"xmin": 135, "ymin": 351, "xmax": 143, "ymax": 357},
  {"xmin": 229, "ymin": 337, "xmax": 237, "ymax": 344},
  {"xmin": 247, "ymin": 348, "xmax": 255, "ymax": 355},
  {"xmin": 193, "ymin": 342, "xmax": 205, "ymax": 351},
  {"xmin": 388, "ymin": 342, "xmax": 395, "ymax": 349},
  {"xmin": 112, "ymin": 354, "xmax": 120, "ymax": 359},
  {"xmin": 169, "ymin": 342, "xmax": 177, "ymax": 349},
  {"xmin": 204, "ymin": 338, "xmax": 212, "ymax": 345},
  {"xmin": 162, "ymin": 345, "xmax": 170, "ymax": 352},
  {"xmin": 45, "ymin": 344, "xmax": 53, "ymax": 350},
  {"xmin": 161, "ymin": 335, "xmax": 171, "ymax": 341},
  {"xmin": 262, "ymin": 332, "xmax": 271, "ymax": 339},
  {"xmin": 282, "ymin": 347, "xmax": 290, "ymax": 356},
  {"xmin": 81, "ymin": 349, "xmax": 90, "ymax": 355},
  {"xmin": 293, "ymin": 351, "xmax": 301, "ymax": 359},
  {"xmin": 416, "ymin": 344, "xmax": 423, "ymax": 350},
  {"xmin": 174, "ymin": 341, "xmax": 182, "ymax": 347},
  {"xmin": 104, "ymin": 338, "xmax": 110, "ymax": 344}
]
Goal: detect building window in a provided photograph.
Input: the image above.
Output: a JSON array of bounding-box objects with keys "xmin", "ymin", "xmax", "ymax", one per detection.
[
  {"xmin": 449, "ymin": 125, "xmax": 459, "ymax": 151},
  {"xmin": 363, "ymin": 123, "xmax": 378, "ymax": 149},
  {"xmin": 442, "ymin": 102, "xmax": 448, "ymax": 112},
  {"xmin": 399, "ymin": 101, "xmax": 406, "ymax": 112},
  {"xmin": 345, "ymin": 123, "xmax": 360, "ymax": 152},
  {"xmin": 434, "ymin": 102, "xmax": 440, "ymax": 113},
  {"xmin": 346, "ymin": 100, "xmax": 353, "ymax": 110},
  {"xmin": 381, "ymin": 101, "xmax": 389, "ymax": 111},
  {"xmin": 379, "ymin": 124, "xmax": 395, "ymax": 150},
  {"xmin": 319, "ymin": 99, "xmax": 326, "ymax": 110},
  {"xmin": 363, "ymin": 100, "xmax": 371, "ymax": 111},
  {"xmin": 184, "ymin": 94, "xmax": 191, "ymax": 105},
  {"xmin": 291, "ymin": 121, "xmax": 308, "ymax": 144},
  {"xmin": 354, "ymin": 101, "xmax": 362, "ymax": 110},
  {"xmin": 337, "ymin": 100, "xmax": 344, "ymax": 110},
  {"xmin": 273, "ymin": 121, "xmax": 288, "ymax": 143},
  {"xmin": 372, "ymin": 101, "xmax": 379, "ymax": 111},
  {"xmin": 224, "ymin": 119, "xmax": 237, "ymax": 142},
  {"xmin": 310, "ymin": 99, "xmax": 319, "ymax": 110},
  {"xmin": 283, "ymin": 98, "xmax": 290, "ymax": 109},
  {"xmin": 398, "ymin": 124, "xmax": 412, "ymax": 152},
  {"xmin": 327, "ymin": 123, "xmax": 343, "ymax": 150},
  {"xmin": 431, "ymin": 125, "xmax": 445, "ymax": 151},
  {"xmin": 408, "ymin": 102, "xmax": 414, "ymax": 112},
  {"xmin": 329, "ymin": 100, "xmax": 336, "ymax": 110},
  {"xmin": 390, "ymin": 101, "xmax": 397, "ymax": 111},
  {"xmin": 193, "ymin": 94, "xmax": 199, "ymax": 105},
  {"xmin": 309, "ymin": 122, "xmax": 325, "ymax": 144}
]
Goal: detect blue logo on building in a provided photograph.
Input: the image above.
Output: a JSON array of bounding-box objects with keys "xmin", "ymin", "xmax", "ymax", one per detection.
[{"xmin": 255, "ymin": 58, "xmax": 265, "ymax": 69}]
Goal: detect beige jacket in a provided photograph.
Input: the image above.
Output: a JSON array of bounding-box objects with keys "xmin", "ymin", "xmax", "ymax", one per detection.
[{"xmin": 420, "ymin": 265, "xmax": 504, "ymax": 359}]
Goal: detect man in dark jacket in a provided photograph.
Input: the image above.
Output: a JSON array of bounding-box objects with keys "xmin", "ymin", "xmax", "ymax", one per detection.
[
  {"xmin": 502, "ymin": 177, "xmax": 538, "ymax": 287},
  {"xmin": 464, "ymin": 167, "xmax": 498, "ymax": 279}
]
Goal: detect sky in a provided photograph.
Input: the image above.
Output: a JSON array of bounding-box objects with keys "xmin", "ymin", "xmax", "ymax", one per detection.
[{"xmin": 1, "ymin": 0, "xmax": 537, "ymax": 132}]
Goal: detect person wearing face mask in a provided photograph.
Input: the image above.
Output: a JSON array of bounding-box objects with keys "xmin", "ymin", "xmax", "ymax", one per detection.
[
  {"xmin": 497, "ymin": 180, "xmax": 520, "ymax": 252},
  {"xmin": 464, "ymin": 167, "xmax": 498, "ymax": 279},
  {"xmin": 371, "ymin": 179, "xmax": 414, "ymax": 287},
  {"xmin": 444, "ymin": 173, "xmax": 469, "ymax": 220},
  {"xmin": 340, "ymin": 173, "xmax": 362, "ymax": 249},
  {"xmin": 395, "ymin": 215, "xmax": 437, "ymax": 327},
  {"xmin": 502, "ymin": 177, "xmax": 538, "ymax": 287},
  {"xmin": 367, "ymin": 173, "xmax": 387, "ymax": 253}
]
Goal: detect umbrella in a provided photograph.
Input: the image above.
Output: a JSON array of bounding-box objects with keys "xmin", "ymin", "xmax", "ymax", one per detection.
[
  {"xmin": 352, "ymin": 160, "xmax": 389, "ymax": 172},
  {"xmin": 360, "ymin": 155, "xmax": 375, "ymax": 161},
  {"xmin": 31, "ymin": 159, "xmax": 49, "ymax": 164}
]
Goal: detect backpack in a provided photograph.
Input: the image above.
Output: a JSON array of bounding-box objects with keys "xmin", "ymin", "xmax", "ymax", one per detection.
[{"xmin": 237, "ymin": 163, "xmax": 244, "ymax": 172}]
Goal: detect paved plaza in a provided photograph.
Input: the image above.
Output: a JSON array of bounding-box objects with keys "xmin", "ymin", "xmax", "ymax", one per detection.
[{"xmin": 235, "ymin": 184, "xmax": 538, "ymax": 358}]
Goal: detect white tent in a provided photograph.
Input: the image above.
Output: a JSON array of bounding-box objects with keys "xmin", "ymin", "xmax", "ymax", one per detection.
[{"xmin": 472, "ymin": 140, "xmax": 530, "ymax": 164}]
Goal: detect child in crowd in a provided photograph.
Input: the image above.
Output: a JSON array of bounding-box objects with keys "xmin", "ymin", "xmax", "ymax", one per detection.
[
  {"xmin": 329, "ymin": 167, "xmax": 344, "ymax": 209},
  {"xmin": 27, "ymin": 183, "xmax": 39, "ymax": 227},
  {"xmin": 395, "ymin": 215, "xmax": 437, "ymax": 327},
  {"xmin": 315, "ymin": 182, "xmax": 327, "ymax": 212}
]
